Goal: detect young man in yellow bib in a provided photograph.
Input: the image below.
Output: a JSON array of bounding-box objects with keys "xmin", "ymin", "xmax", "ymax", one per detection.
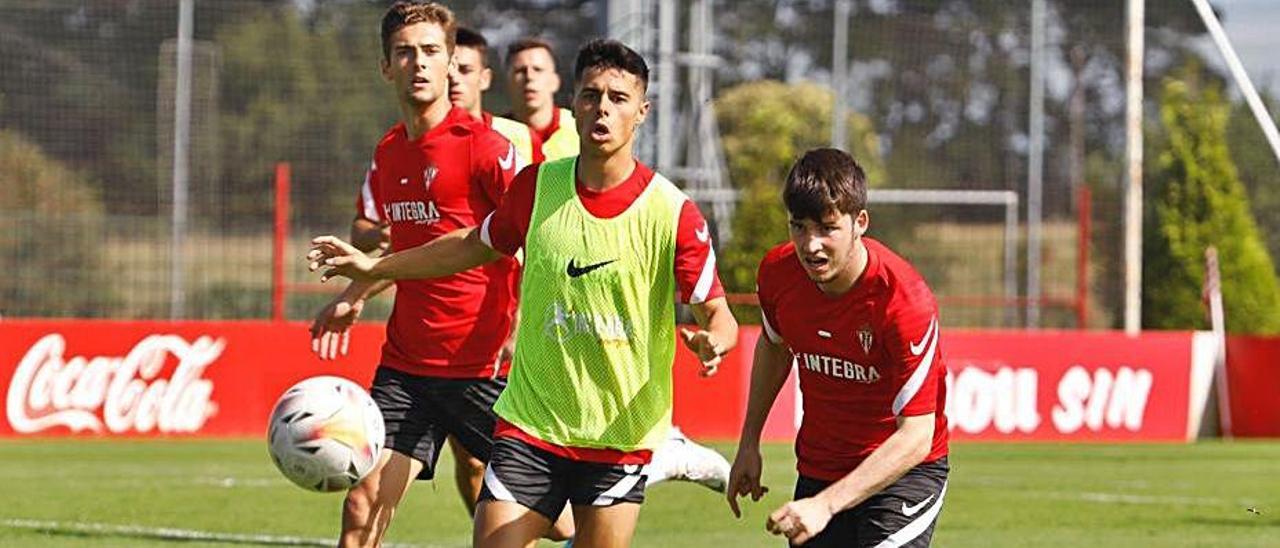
[
  {"xmin": 309, "ymin": 39, "xmax": 738, "ymax": 547},
  {"xmin": 504, "ymin": 37, "xmax": 578, "ymax": 163}
]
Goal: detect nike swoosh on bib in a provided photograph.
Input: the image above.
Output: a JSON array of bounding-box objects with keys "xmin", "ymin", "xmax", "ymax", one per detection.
[{"xmin": 567, "ymin": 258, "xmax": 617, "ymax": 278}]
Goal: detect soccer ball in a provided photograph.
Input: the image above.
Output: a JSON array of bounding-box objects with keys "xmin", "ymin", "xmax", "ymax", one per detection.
[{"xmin": 267, "ymin": 376, "xmax": 385, "ymax": 493}]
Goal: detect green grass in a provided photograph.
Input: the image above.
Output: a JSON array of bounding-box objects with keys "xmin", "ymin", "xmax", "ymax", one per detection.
[{"xmin": 1, "ymin": 440, "xmax": 1277, "ymax": 547}]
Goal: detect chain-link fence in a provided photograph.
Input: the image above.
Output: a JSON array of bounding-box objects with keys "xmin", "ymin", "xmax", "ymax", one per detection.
[{"xmin": 2, "ymin": 0, "xmax": 1277, "ymax": 329}]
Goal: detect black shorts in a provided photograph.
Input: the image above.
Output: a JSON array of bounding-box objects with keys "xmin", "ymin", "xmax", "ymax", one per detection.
[
  {"xmin": 368, "ymin": 366, "xmax": 506, "ymax": 480},
  {"xmin": 477, "ymin": 435, "xmax": 647, "ymax": 521},
  {"xmin": 792, "ymin": 457, "xmax": 949, "ymax": 548}
]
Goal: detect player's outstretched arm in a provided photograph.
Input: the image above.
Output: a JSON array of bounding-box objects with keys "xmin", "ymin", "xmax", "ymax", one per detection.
[
  {"xmin": 726, "ymin": 333, "xmax": 791, "ymax": 518},
  {"xmin": 308, "ymin": 226, "xmax": 502, "ymax": 283},
  {"xmin": 766, "ymin": 413, "xmax": 935, "ymax": 544},
  {"xmin": 308, "ymin": 278, "xmax": 393, "ymax": 360},
  {"xmin": 682, "ymin": 296, "xmax": 738, "ymax": 377}
]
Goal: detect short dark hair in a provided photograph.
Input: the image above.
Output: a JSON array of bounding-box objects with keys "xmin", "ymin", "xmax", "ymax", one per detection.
[
  {"xmin": 783, "ymin": 148, "xmax": 868, "ymax": 222},
  {"xmin": 455, "ymin": 27, "xmax": 488, "ymax": 67},
  {"xmin": 506, "ymin": 37, "xmax": 555, "ymax": 65},
  {"xmin": 573, "ymin": 39, "xmax": 648, "ymax": 91},
  {"xmin": 380, "ymin": 1, "xmax": 456, "ymax": 61}
]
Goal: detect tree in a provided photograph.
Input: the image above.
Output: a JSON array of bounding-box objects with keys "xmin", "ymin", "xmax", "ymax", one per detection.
[
  {"xmin": 1143, "ymin": 71, "xmax": 1280, "ymax": 334},
  {"xmin": 715, "ymin": 80, "xmax": 883, "ymax": 321},
  {"xmin": 0, "ymin": 129, "xmax": 117, "ymax": 317},
  {"xmin": 1226, "ymin": 93, "xmax": 1280, "ymax": 271}
]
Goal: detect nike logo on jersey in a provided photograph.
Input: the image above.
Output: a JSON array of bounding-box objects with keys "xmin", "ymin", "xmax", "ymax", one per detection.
[
  {"xmin": 567, "ymin": 258, "xmax": 617, "ymax": 278},
  {"xmin": 695, "ymin": 222, "xmax": 710, "ymax": 243},
  {"xmin": 908, "ymin": 317, "xmax": 938, "ymax": 356},
  {"xmin": 902, "ymin": 494, "xmax": 934, "ymax": 517},
  {"xmin": 498, "ymin": 143, "xmax": 516, "ymax": 171}
]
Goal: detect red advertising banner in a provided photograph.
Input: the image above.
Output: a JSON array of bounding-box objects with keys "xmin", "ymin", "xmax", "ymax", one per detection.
[
  {"xmin": 0, "ymin": 321, "xmax": 1216, "ymax": 442},
  {"xmin": 943, "ymin": 331, "xmax": 1195, "ymax": 441},
  {"xmin": 0, "ymin": 320, "xmax": 386, "ymax": 437},
  {"xmin": 1224, "ymin": 336, "xmax": 1280, "ymax": 437}
]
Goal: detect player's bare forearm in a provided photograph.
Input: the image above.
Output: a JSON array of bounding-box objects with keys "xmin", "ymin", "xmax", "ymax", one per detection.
[
  {"xmin": 811, "ymin": 413, "xmax": 935, "ymax": 514},
  {"xmin": 341, "ymin": 278, "xmax": 393, "ymax": 301},
  {"xmin": 370, "ymin": 226, "xmax": 501, "ymax": 280},
  {"xmin": 738, "ymin": 335, "xmax": 792, "ymax": 449},
  {"xmin": 349, "ymin": 218, "xmax": 386, "ymax": 253},
  {"xmin": 690, "ymin": 297, "xmax": 739, "ymax": 354}
]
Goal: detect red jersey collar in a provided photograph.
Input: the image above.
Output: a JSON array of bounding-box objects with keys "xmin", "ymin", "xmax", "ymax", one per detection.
[
  {"xmin": 534, "ymin": 107, "xmax": 562, "ymax": 143},
  {"xmin": 396, "ymin": 106, "xmax": 475, "ymax": 144},
  {"xmin": 848, "ymin": 237, "xmax": 885, "ymax": 296},
  {"xmin": 574, "ymin": 160, "xmax": 654, "ymax": 196}
]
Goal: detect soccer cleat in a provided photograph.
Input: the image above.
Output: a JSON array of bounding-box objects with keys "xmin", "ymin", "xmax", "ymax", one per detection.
[{"xmin": 644, "ymin": 427, "xmax": 730, "ymax": 492}]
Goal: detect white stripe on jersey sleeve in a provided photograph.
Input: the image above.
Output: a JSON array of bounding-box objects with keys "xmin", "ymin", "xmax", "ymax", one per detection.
[
  {"xmin": 479, "ymin": 212, "xmax": 495, "ymax": 248},
  {"xmin": 360, "ymin": 165, "xmax": 380, "ymax": 222},
  {"xmin": 690, "ymin": 245, "xmax": 717, "ymax": 304},
  {"xmin": 892, "ymin": 316, "xmax": 938, "ymax": 416},
  {"xmin": 760, "ymin": 302, "xmax": 784, "ymax": 344}
]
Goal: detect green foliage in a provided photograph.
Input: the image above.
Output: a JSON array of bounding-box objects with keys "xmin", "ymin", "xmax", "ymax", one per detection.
[
  {"xmin": 216, "ymin": 4, "xmax": 395, "ymax": 225},
  {"xmin": 1144, "ymin": 73, "xmax": 1280, "ymax": 334},
  {"xmin": 0, "ymin": 129, "xmax": 117, "ymax": 317},
  {"xmin": 715, "ymin": 81, "xmax": 883, "ymax": 322},
  {"xmin": 1226, "ymin": 94, "xmax": 1280, "ymax": 270}
]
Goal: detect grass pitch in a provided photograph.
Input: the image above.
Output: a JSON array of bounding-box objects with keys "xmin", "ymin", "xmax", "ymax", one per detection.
[{"xmin": 1, "ymin": 439, "xmax": 1277, "ymax": 547}]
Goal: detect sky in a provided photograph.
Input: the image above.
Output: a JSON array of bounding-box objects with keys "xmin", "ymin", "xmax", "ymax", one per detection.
[{"xmin": 1214, "ymin": 0, "xmax": 1280, "ymax": 96}]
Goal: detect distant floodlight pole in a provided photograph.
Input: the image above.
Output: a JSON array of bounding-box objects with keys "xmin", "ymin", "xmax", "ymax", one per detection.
[
  {"xmin": 1026, "ymin": 0, "xmax": 1046, "ymax": 328},
  {"xmin": 1123, "ymin": 0, "xmax": 1144, "ymax": 336},
  {"xmin": 831, "ymin": 0, "xmax": 851, "ymax": 150},
  {"xmin": 1189, "ymin": 0, "xmax": 1280, "ymax": 168},
  {"xmin": 170, "ymin": 0, "xmax": 194, "ymax": 319},
  {"xmin": 657, "ymin": 0, "xmax": 676, "ymax": 172}
]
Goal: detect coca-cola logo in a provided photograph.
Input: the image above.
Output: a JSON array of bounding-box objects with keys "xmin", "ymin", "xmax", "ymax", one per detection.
[{"xmin": 6, "ymin": 333, "xmax": 223, "ymax": 434}]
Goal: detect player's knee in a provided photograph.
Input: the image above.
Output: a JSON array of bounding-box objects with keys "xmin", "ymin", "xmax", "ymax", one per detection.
[
  {"xmin": 546, "ymin": 519, "xmax": 575, "ymax": 542},
  {"xmin": 343, "ymin": 487, "xmax": 374, "ymax": 522}
]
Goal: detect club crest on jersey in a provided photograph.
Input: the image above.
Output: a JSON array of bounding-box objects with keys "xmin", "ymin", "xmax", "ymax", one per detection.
[
  {"xmin": 423, "ymin": 165, "xmax": 439, "ymax": 192},
  {"xmin": 857, "ymin": 326, "xmax": 874, "ymax": 354}
]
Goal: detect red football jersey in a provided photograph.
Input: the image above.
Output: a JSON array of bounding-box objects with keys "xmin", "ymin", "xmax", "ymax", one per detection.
[
  {"xmin": 757, "ymin": 238, "xmax": 949, "ymax": 481},
  {"xmin": 356, "ymin": 107, "xmax": 525, "ymax": 378}
]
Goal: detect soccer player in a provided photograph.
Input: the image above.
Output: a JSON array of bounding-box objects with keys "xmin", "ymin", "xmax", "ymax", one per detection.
[
  {"xmin": 305, "ymin": 3, "xmax": 550, "ymax": 546},
  {"xmin": 504, "ymin": 38, "xmax": 579, "ymax": 162},
  {"xmin": 500, "ymin": 33, "xmax": 731, "ymax": 493},
  {"xmin": 308, "ymin": 39, "xmax": 738, "ymax": 548},
  {"xmin": 726, "ymin": 148, "xmax": 950, "ymax": 547},
  {"xmin": 450, "ymin": 27, "xmax": 539, "ymax": 164}
]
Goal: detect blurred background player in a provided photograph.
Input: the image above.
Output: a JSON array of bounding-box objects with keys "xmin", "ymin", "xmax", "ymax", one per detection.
[
  {"xmin": 726, "ymin": 148, "xmax": 950, "ymax": 547},
  {"xmin": 504, "ymin": 38, "xmax": 578, "ymax": 163},
  {"xmin": 307, "ymin": 38, "xmax": 738, "ymax": 548},
  {"xmin": 450, "ymin": 27, "xmax": 538, "ymax": 164},
  {"xmin": 306, "ymin": 2, "xmax": 575, "ymax": 546}
]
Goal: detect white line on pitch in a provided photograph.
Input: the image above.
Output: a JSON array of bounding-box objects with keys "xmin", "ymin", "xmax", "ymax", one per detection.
[
  {"xmin": 0, "ymin": 518, "xmax": 456, "ymax": 548},
  {"xmin": 1032, "ymin": 491, "xmax": 1252, "ymax": 506}
]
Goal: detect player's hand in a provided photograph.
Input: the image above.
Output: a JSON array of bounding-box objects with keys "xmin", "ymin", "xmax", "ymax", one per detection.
[
  {"xmin": 309, "ymin": 296, "xmax": 364, "ymax": 360},
  {"xmin": 378, "ymin": 225, "xmax": 391, "ymax": 252},
  {"xmin": 726, "ymin": 445, "xmax": 768, "ymax": 518},
  {"xmin": 766, "ymin": 497, "xmax": 833, "ymax": 545},
  {"xmin": 679, "ymin": 327, "xmax": 726, "ymax": 377},
  {"xmin": 307, "ymin": 236, "xmax": 378, "ymax": 282}
]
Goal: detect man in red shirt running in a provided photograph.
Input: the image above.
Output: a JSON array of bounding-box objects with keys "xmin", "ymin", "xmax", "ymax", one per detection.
[
  {"xmin": 307, "ymin": 3, "xmax": 569, "ymax": 546},
  {"xmin": 727, "ymin": 148, "xmax": 949, "ymax": 547}
]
